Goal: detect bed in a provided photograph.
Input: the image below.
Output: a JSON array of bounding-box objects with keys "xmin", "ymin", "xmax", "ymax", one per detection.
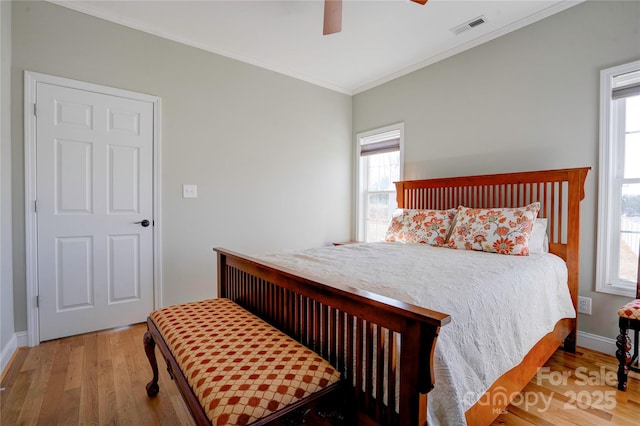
[{"xmin": 214, "ymin": 167, "xmax": 590, "ymax": 425}]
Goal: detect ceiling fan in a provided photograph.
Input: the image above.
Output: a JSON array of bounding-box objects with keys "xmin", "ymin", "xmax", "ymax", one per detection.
[{"xmin": 323, "ymin": 0, "xmax": 429, "ymax": 35}]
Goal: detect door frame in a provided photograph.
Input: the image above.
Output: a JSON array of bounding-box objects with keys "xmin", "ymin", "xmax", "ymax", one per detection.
[{"xmin": 24, "ymin": 71, "xmax": 162, "ymax": 346}]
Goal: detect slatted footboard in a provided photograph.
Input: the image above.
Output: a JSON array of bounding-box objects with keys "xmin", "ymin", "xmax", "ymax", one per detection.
[{"xmin": 215, "ymin": 248, "xmax": 451, "ymax": 425}]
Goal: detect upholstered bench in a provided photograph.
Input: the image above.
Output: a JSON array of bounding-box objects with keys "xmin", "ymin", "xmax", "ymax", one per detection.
[{"xmin": 143, "ymin": 298, "xmax": 342, "ymax": 425}]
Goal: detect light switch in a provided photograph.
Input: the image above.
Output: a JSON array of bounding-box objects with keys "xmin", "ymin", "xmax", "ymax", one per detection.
[{"xmin": 183, "ymin": 184, "xmax": 197, "ymax": 198}]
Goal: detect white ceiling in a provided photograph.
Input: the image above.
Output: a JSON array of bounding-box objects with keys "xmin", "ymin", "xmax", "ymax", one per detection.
[{"xmin": 52, "ymin": 0, "xmax": 583, "ymax": 95}]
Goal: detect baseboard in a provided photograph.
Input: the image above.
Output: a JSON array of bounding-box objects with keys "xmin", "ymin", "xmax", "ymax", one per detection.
[
  {"xmin": 15, "ymin": 331, "xmax": 28, "ymax": 347},
  {"xmin": 577, "ymin": 330, "xmax": 617, "ymax": 355},
  {"xmin": 1, "ymin": 333, "xmax": 18, "ymax": 379},
  {"xmin": 1, "ymin": 331, "xmax": 28, "ymax": 380}
]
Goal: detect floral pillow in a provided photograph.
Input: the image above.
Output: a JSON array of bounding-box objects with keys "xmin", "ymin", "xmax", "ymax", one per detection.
[
  {"xmin": 446, "ymin": 203, "xmax": 540, "ymax": 256},
  {"xmin": 384, "ymin": 210, "xmax": 407, "ymax": 242},
  {"xmin": 384, "ymin": 209, "xmax": 457, "ymax": 246}
]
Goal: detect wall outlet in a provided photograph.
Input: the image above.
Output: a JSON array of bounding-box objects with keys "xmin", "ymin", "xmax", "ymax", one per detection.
[
  {"xmin": 182, "ymin": 184, "xmax": 198, "ymax": 198},
  {"xmin": 578, "ymin": 296, "xmax": 592, "ymax": 315}
]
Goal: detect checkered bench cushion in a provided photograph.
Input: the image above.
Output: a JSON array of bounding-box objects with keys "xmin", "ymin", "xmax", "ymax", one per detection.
[
  {"xmin": 619, "ymin": 299, "xmax": 640, "ymax": 320},
  {"xmin": 149, "ymin": 298, "xmax": 341, "ymax": 425}
]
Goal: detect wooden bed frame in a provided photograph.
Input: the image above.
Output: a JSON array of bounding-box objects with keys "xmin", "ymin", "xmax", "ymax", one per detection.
[{"xmin": 214, "ymin": 167, "xmax": 590, "ymax": 425}]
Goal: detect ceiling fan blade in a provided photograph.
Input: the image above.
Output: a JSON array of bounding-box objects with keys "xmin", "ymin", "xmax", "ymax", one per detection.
[
  {"xmin": 323, "ymin": 0, "xmax": 342, "ymax": 35},
  {"xmin": 411, "ymin": 0, "xmax": 429, "ymax": 4}
]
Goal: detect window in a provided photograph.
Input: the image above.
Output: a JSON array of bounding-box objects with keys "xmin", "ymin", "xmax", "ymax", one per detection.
[
  {"xmin": 355, "ymin": 123, "xmax": 404, "ymax": 242},
  {"xmin": 597, "ymin": 60, "xmax": 640, "ymax": 296}
]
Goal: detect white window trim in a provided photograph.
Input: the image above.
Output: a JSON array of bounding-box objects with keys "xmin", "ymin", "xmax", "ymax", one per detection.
[
  {"xmin": 596, "ymin": 60, "xmax": 640, "ymax": 297},
  {"xmin": 354, "ymin": 123, "xmax": 404, "ymax": 242}
]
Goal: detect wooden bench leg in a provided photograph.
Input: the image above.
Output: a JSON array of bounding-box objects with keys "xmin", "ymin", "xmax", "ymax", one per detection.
[
  {"xmin": 616, "ymin": 317, "xmax": 631, "ymax": 391},
  {"xmin": 630, "ymin": 328, "xmax": 640, "ymax": 373},
  {"xmin": 144, "ymin": 330, "xmax": 160, "ymax": 397}
]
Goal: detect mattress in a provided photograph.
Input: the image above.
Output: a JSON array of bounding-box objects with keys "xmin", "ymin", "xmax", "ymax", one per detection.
[{"xmin": 259, "ymin": 242, "xmax": 575, "ymax": 425}]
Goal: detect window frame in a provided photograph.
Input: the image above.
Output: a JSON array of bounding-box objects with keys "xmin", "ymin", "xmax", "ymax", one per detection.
[
  {"xmin": 596, "ymin": 60, "xmax": 640, "ymax": 297},
  {"xmin": 354, "ymin": 123, "xmax": 404, "ymax": 243}
]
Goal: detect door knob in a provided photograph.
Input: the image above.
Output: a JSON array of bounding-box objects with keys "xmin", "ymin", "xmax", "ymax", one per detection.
[{"xmin": 134, "ymin": 219, "xmax": 150, "ymax": 227}]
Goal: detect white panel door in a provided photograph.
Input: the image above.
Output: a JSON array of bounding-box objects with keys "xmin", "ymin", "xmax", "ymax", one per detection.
[{"xmin": 36, "ymin": 82, "xmax": 154, "ymax": 341}]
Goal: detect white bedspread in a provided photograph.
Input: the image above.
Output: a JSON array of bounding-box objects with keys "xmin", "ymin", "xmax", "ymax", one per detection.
[{"xmin": 258, "ymin": 242, "xmax": 575, "ymax": 426}]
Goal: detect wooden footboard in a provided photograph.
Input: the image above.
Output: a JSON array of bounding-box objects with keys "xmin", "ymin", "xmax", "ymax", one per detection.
[{"xmin": 215, "ymin": 248, "xmax": 451, "ymax": 425}]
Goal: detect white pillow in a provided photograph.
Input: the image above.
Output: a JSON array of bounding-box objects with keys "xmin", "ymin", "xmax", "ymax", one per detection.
[{"xmin": 529, "ymin": 218, "xmax": 549, "ymax": 254}]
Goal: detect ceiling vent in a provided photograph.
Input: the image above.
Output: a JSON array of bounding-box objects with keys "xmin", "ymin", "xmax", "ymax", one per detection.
[{"xmin": 450, "ymin": 16, "xmax": 487, "ymax": 36}]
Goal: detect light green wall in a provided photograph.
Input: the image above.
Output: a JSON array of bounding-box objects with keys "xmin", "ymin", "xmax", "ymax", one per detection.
[
  {"xmin": 353, "ymin": 0, "xmax": 640, "ymax": 342},
  {"xmin": 1, "ymin": 0, "xmax": 15, "ymax": 356},
  {"xmin": 9, "ymin": 1, "xmax": 352, "ymax": 333},
  {"xmin": 5, "ymin": 0, "xmax": 640, "ymax": 348}
]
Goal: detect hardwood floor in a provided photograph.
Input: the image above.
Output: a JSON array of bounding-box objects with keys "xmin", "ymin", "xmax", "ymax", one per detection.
[
  {"xmin": 1, "ymin": 323, "xmax": 639, "ymax": 425},
  {"xmin": 0, "ymin": 323, "xmax": 193, "ymax": 426},
  {"xmin": 492, "ymin": 347, "xmax": 640, "ymax": 426}
]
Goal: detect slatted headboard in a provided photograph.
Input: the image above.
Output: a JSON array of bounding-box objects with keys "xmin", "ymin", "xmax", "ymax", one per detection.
[{"xmin": 395, "ymin": 167, "xmax": 590, "ymax": 350}]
